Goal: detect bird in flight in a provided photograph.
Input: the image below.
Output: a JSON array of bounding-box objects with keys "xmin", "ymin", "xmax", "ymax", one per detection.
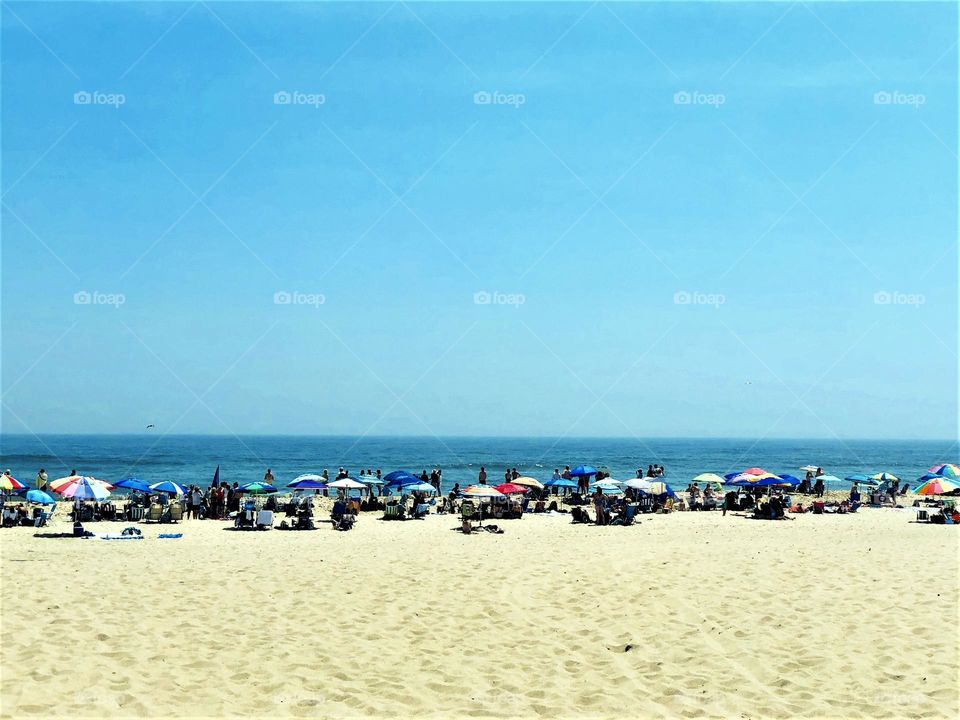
[{"xmin": 145, "ymin": 424, "xmax": 156, "ymax": 430}]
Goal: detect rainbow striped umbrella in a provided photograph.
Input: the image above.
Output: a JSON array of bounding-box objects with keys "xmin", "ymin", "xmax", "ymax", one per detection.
[
  {"xmin": 928, "ymin": 463, "xmax": 960, "ymax": 478},
  {"xmin": 0, "ymin": 474, "xmax": 27, "ymax": 492},
  {"xmin": 59, "ymin": 477, "xmax": 111, "ymax": 501},
  {"xmin": 914, "ymin": 477, "xmax": 960, "ymax": 496},
  {"xmin": 51, "ymin": 475, "xmax": 111, "ymax": 494}
]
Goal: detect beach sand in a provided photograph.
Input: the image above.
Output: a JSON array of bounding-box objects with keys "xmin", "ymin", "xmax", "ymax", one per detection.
[{"xmin": 1, "ymin": 503, "xmax": 957, "ymax": 719}]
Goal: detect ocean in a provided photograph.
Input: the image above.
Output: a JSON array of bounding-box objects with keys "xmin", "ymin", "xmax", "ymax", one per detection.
[{"xmin": 0, "ymin": 435, "xmax": 955, "ymax": 494}]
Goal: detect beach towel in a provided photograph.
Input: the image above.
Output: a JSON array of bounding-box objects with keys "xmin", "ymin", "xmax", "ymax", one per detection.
[
  {"xmin": 158, "ymin": 533, "xmax": 183, "ymax": 539},
  {"xmin": 94, "ymin": 533, "xmax": 144, "ymax": 540}
]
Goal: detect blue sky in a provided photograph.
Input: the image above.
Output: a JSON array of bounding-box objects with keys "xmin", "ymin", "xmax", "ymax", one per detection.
[{"xmin": 1, "ymin": 1, "xmax": 957, "ymax": 440}]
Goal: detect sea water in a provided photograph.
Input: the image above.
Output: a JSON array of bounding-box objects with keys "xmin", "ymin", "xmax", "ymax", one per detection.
[{"xmin": 1, "ymin": 435, "xmax": 955, "ymax": 494}]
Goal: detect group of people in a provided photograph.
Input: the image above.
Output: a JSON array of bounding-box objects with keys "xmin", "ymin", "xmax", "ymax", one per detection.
[{"xmin": 798, "ymin": 468, "xmax": 826, "ymax": 497}]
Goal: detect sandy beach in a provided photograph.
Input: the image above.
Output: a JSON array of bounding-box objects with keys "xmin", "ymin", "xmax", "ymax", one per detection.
[{"xmin": 1, "ymin": 503, "xmax": 957, "ymax": 720}]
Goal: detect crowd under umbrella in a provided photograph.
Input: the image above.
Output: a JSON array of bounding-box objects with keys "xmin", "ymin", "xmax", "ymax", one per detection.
[
  {"xmin": 150, "ymin": 481, "xmax": 187, "ymax": 496},
  {"xmin": 928, "ymin": 463, "xmax": 960, "ymax": 478}
]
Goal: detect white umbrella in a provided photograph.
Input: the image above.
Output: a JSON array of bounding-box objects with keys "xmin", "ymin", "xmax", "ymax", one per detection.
[
  {"xmin": 327, "ymin": 478, "xmax": 366, "ymax": 490},
  {"xmin": 624, "ymin": 478, "xmax": 654, "ymax": 490},
  {"xmin": 291, "ymin": 474, "xmax": 324, "ymax": 483}
]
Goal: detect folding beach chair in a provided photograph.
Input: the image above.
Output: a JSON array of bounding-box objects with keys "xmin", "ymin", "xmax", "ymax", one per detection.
[
  {"xmin": 461, "ymin": 501, "xmax": 480, "ymax": 532},
  {"xmin": 33, "ymin": 504, "xmax": 56, "ymax": 528}
]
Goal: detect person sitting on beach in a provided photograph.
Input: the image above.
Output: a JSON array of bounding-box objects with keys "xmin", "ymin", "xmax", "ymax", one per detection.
[
  {"xmin": 702, "ymin": 484, "xmax": 716, "ymax": 510},
  {"xmin": 849, "ymin": 485, "xmax": 861, "ymax": 504},
  {"xmin": 687, "ymin": 484, "xmax": 702, "ymax": 511},
  {"xmin": 722, "ymin": 490, "xmax": 738, "ymax": 516}
]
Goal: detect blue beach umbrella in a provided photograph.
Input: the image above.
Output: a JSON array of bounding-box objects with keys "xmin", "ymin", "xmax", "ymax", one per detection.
[
  {"xmin": 723, "ymin": 472, "xmax": 739, "ymax": 481},
  {"xmin": 568, "ymin": 465, "xmax": 597, "ymax": 477},
  {"xmin": 383, "ymin": 471, "xmax": 421, "ymax": 488},
  {"xmin": 113, "ymin": 477, "xmax": 152, "ymax": 493},
  {"xmin": 402, "ymin": 481, "xmax": 437, "ymax": 494},
  {"xmin": 25, "ymin": 489, "xmax": 56, "ymax": 505},
  {"xmin": 544, "ymin": 477, "xmax": 577, "ymax": 488},
  {"xmin": 288, "ymin": 479, "xmax": 327, "ymax": 490},
  {"xmin": 777, "ymin": 474, "xmax": 802, "ymax": 486}
]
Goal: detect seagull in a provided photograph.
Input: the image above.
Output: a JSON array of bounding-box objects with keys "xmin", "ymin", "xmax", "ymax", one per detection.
[{"xmin": 145, "ymin": 424, "xmax": 156, "ymax": 430}]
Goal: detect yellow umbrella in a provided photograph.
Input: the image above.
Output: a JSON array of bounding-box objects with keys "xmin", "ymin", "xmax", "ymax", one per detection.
[{"xmin": 511, "ymin": 476, "xmax": 544, "ymax": 490}]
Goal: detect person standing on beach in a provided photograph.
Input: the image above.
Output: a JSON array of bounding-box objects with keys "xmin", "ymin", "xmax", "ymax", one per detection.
[
  {"xmin": 35, "ymin": 468, "xmax": 48, "ymax": 490},
  {"xmin": 813, "ymin": 476, "xmax": 825, "ymax": 498},
  {"xmin": 478, "ymin": 467, "xmax": 487, "ymax": 485}
]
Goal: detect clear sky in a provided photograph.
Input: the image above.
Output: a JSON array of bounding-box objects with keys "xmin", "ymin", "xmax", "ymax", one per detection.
[{"xmin": 1, "ymin": 1, "xmax": 957, "ymax": 441}]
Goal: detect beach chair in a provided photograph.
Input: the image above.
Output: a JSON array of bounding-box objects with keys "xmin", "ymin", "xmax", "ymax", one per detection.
[
  {"xmin": 167, "ymin": 504, "xmax": 183, "ymax": 523},
  {"xmin": 33, "ymin": 504, "xmax": 56, "ymax": 528},
  {"xmin": 413, "ymin": 503, "xmax": 430, "ymax": 519},
  {"xmin": 331, "ymin": 501, "xmax": 354, "ymax": 531},
  {"xmin": 461, "ymin": 501, "xmax": 479, "ymax": 530},
  {"xmin": 382, "ymin": 503, "xmax": 405, "ymax": 521},
  {"xmin": 145, "ymin": 504, "xmax": 164, "ymax": 522},
  {"xmin": 613, "ymin": 504, "xmax": 638, "ymax": 526}
]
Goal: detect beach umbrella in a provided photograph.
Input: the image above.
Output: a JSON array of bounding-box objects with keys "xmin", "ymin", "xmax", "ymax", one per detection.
[
  {"xmin": 592, "ymin": 480, "xmax": 623, "ymax": 492},
  {"xmin": 914, "ymin": 477, "xmax": 960, "ymax": 496},
  {"xmin": 844, "ymin": 474, "xmax": 874, "ymax": 485},
  {"xmin": 60, "ymin": 478, "xmax": 111, "ymax": 501},
  {"xmin": 729, "ymin": 471, "xmax": 779, "ymax": 484},
  {"xmin": 743, "ymin": 467, "xmax": 768, "ymax": 476},
  {"xmin": 25, "ymin": 489, "xmax": 56, "ymax": 505},
  {"xmin": 777, "ymin": 474, "xmax": 802, "ymax": 486},
  {"xmin": 327, "ymin": 478, "xmax": 367, "ymax": 490},
  {"xmin": 813, "ymin": 474, "xmax": 843, "ymax": 485},
  {"xmin": 287, "ymin": 478, "xmax": 327, "ymax": 490},
  {"xmin": 235, "ymin": 482, "xmax": 278, "ymax": 495},
  {"xmin": 799, "ymin": 465, "xmax": 820, "ymax": 473},
  {"xmin": 51, "ymin": 476, "xmax": 110, "ymax": 494},
  {"xmin": 568, "ymin": 465, "xmax": 597, "ymax": 477},
  {"xmin": 928, "ymin": 463, "xmax": 960, "ymax": 478},
  {"xmin": 0, "ymin": 474, "xmax": 27, "ymax": 492},
  {"xmin": 291, "ymin": 474, "xmax": 325, "ymax": 483},
  {"xmin": 870, "ymin": 472, "xmax": 899, "ymax": 482},
  {"xmin": 643, "ymin": 481, "xmax": 676, "ymax": 498},
  {"xmin": 113, "ymin": 477, "xmax": 152, "ymax": 493},
  {"xmin": 692, "ymin": 473, "xmax": 725, "ymax": 490},
  {"xmin": 360, "ymin": 476, "xmax": 385, "ymax": 485},
  {"xmin": 511, "ymin": 476, "xmax": 543, "ymax": 490},
  {"xmin": 495, "ymin": 482, "xmax": 530, "ymax": 495},
  {"xmin": 544, "ymin": 477, "xmax": 577, "ymax": 488},
  {"xmin": 383, "ymin": 470, "xmax": 419, "ymax": 483},
  {"xmin": 723, "ymin": 472, "xmax": 740, "ymax": 481},
  {"xmin": 461, "ymin": 485, "xmax": 504, "ymax": 498},
  {"xmin": 400, "ymin": 481, "xmax": 437, "ymax": 494},
  {"xmin": 624, "ymin": 478, "xmax": 654, "ymax": 491},
  {"xmin": 149, "ymin": 481, "xmax": 187, "ymax": 496}
]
